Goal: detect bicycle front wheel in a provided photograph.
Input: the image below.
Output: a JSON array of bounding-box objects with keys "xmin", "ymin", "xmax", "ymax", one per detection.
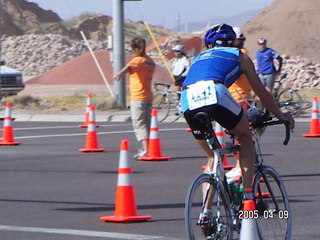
[
  {"xmin": 253, "ymin": 165, "xmax": 291, "ymax": 240},
  {"xmin": 153, "ymin": 93, "xmax": 171, "ymax": 122},
  {"xmin": 278, "ymin": 89, "xmax": 302, "ymax": 117},
  {"xmin": 185, "ymin": 174, "xmax": 233, "ymax": 240}
]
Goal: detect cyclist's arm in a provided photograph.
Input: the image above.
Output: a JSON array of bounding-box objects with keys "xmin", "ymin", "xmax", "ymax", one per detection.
[{"xmin": 240, "ymin": 53, "xmax": 294, "ymax": 129}]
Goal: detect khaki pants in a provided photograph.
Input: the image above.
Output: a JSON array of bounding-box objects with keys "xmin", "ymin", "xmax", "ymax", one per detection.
[{"xmin": 130, "ymin": 100, "xmax": 152, "ymax": 142}]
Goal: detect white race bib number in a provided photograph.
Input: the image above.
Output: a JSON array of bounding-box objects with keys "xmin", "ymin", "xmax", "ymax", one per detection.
[{"xmin": 186, "ymin": 81, "xmax": 217, "ymax": 110}]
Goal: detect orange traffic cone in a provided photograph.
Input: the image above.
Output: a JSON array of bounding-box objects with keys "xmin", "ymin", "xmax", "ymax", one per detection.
[
  {"xmin": 215, "ymin": 122, "xmax": 235, "ymax": 170},
  {"xmin": 0, "ymin": 102, "xmax": 20, "ymax": 145},
  {"xmin": 303, "ymin": 96, "xmax": 320, "ymax": 137},
  {"xmin": 100, "ymin": 139, "xmax": 152, "ymax": 222},
  {"xmin": 140, "ymin": 109, "xmax": 171, "ymax": 161},
  {"xmin": 79, "ymin": 93, "xmax": 100, "ymax": 128},
  {"xmin": 239, "ymin": 200, "xmax": 258, "ymax": 239},
  {"xmin": 79, "ymin": 105, "xmax": 105, "ymax": 152}
]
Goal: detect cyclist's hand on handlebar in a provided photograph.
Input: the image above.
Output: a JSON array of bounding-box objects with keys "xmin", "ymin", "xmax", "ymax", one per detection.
[{"xmin": 280, "ymin": 112, "xmax": 295, "ymax": 130}]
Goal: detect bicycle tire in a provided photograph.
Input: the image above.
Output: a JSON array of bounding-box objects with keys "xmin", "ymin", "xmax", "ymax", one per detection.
[
  {"xmin": 277, "ymin": 89, "xmax": 302, "ymax": 117},
  {"xmin": 253, "ymin": 165, "xmax": 291, "ymax": 240},
  {"xmin": 161, "ymin": 93, "xmax": 183, "ymax": 122},
  {"xmin": 300, "ymin": 100, "xmax": 312, "ymax": 111},
  {"xmin": 153, "ymin": 93, "xmax": 171, "ymax": 122},
  {"xmin": 185, "ymin": 173, "xmax": 233, "ymax": 240}
]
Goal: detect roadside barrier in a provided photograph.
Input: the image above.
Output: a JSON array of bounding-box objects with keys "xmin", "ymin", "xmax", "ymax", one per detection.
[
  {"xmin": 0, "ymin": 102, "xmax": 20, "ymax": 145},
  {"xmin": 79, "ymin": 93, "xmax": 100, "ymax": 128},
  {"xmin": 302, "ymin": 96, "xmax": 320, "ymax": 137},
  {"xmin": 100, "ymin": 139, "xmax": 152, "ymax": 222},
  {"xmin": 79, "ymin": 105, "xmax": 105, "ymax": 152},
  {"xmin": 215, "ymin": 122, "xmax": 235, "ymax": 169},
  {"xmin": 239, "ymin": 199, "xmax": 258, "ymax": 240},
  {"xmin": 140, "ymin": 109, "xmax": 171, "ymax": 161}
]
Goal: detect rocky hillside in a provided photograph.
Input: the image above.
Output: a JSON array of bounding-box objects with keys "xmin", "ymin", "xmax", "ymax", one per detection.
[
  {"xmin": 243, "ymin": 0, "xmax": 320, "ymax": 63},
  {"xmin": 0, "ymin": 0, "xmax": 171, "ymax": 42},
  {"xmin": 1, "ymin": 0, "xmax": 61, "ymax": 36},
  {"xmin": 1, "ymin": 0, "xmax": 319, "ymax": 90}
]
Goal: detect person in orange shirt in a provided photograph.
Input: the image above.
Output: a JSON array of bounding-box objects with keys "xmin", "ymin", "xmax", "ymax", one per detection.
[
  {"xmin": 226, "ymin": 27, "xmax": 253, "ymax": 179},
  {"xmin": 113, "ymin": 37, "xmax": 155, "ymax": 159}
]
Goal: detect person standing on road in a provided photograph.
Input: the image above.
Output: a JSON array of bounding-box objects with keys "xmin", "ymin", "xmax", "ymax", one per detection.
[
  {"xmin": 256, "ymin": 38, "xmax": 283, "ymax": 95},
  {"xmin": 181, "ymin": 24, "xmax": 294, "ymax": 210},
  {"xmin": 113, "ymin": 37, "xmax": 155, "ymax": 159},
  {"xmin": 171, "ymin": 44, "xmax": 190, "ymax": 94}
]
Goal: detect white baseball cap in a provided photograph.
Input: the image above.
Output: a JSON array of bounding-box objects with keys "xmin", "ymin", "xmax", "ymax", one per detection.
[
  {"xmin": 257, "ymin": 38, "xmax": 267, "ymax": 44},
  {"xmin": 232, "ymin": 27, "xmax": 246, "ymax": 40}
]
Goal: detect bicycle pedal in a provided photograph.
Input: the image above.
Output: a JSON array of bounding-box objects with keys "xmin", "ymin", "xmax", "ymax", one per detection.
[{"xmin": 200, "ymin": 224, "xmax": 216, "ymax": 238}]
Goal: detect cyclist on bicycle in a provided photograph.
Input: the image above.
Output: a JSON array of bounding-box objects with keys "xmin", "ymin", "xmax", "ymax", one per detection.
[
  {"xmin": 171, "ymin": 44, "xmax": 190, "ymax": 94},
  {"xmin": 181, "ymin": 24, "xmax": 294, "ymax": 201}
]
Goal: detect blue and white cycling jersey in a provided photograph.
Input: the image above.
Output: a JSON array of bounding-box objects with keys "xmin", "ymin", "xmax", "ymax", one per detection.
[
  {"xmin": 182, "ymin": 47, "xmax": 241, "ymax": 88},
  {"xmin": 181, "ymin": 47, "xmax": 241, "ymax": 113}
]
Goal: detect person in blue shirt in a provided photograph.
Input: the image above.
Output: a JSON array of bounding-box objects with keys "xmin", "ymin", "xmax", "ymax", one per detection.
[
  {"xmin": 256, "ymin": 38, "xmax": 283, "ymax": 94},
  {"xmin": 181, "ymin": 24, "xmax": 294, "ymax": 209}
]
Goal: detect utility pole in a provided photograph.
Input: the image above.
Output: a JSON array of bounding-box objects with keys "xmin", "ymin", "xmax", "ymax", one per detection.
[
  {"xmin": 112, "ymin": 0, "xmax": 141, "ymax": 109},
  {"xmin": 112, "ymin": 0, "xmax": 125, "ymax": 109},
  {"xmin": 0, "ymin": 0, "xmax": 2, "ymax": 64},
  {"xmin": 177, "ymin": 14, "xmax": 180, "ymax": 32}
]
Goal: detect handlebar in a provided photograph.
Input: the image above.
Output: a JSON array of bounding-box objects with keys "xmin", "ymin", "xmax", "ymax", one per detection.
[
  {"xmin": 154, "ymin": 82, "xmax": 171, "ymax": 91},
  {"xmin": 250, "ymin": 111, "xmax": 291, "ymax": 145},
  {"xmin": 274, "ymin": 73, "xmax": 287, "ymax": 83}
]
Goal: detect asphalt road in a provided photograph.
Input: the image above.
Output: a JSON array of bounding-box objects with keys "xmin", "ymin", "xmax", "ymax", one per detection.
[{"xmin": 0, "ymin": 120, "xmax": 319, "ymax": 239}]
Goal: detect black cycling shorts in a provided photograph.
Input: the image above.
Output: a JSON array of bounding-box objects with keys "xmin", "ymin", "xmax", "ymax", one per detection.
[
  {"xmin": 174, "ymin": 76, "xmax": 186, "ymax": 87},
  {"xmin": 184, "ymin": 104, "xmax": 243, "ymax": 140}
]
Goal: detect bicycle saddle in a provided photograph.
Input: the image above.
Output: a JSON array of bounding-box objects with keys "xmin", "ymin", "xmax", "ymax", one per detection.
[{"xmin": 194, "ymin": 112, "xmax": 211, "ymax": 124}]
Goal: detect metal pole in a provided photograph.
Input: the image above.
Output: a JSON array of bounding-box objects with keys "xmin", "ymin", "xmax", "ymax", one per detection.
[
  {"xmin": 113, "ymin": 0, "xmax": 126, "ymax": 109},
  {"xmin": 0, "ymin": 0, "xmax": 2, "ymax": 64}
]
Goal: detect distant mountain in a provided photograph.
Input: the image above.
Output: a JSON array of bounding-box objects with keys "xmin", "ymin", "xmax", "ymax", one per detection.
[
  {"xmin": 0, "ymin": 0, "xmax": 171, "ymax": 42},
  {"xmin": 243, "ymin": 0, "xmax": 320, "ymax": 63},
  {"xmin": 171, "ymin": 9, "xmax": 262, "ymax": 33}
]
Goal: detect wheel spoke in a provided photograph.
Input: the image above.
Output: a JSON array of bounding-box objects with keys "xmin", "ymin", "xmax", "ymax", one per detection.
[{"xmin": 253, "ymin": 166, "xmax": 291, "ymax": 240}]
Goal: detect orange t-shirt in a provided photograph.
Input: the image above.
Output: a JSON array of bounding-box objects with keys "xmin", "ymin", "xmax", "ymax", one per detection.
[
  {"xmin": 127, "ymin": 55, "xmax": 155, "ymax": 101},
  {"xmin": 229, "ymin": 48, "xmax": 252, "ymax": 104}
]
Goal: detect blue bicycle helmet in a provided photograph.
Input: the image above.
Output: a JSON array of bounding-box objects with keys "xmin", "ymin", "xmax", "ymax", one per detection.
[{"xmin": 204, "ymin": 23, "xmax": 236, "ymax": 47}]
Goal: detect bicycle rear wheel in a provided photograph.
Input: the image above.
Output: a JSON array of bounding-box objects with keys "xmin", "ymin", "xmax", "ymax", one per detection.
[
  {"xmin": 185, "ymin": 174, "xmax": 233, "ymax": 240},
  {"xmin": 153, "ymin": 93, "xmax": 171, "ymax": 122},
  {"xmin": 277, "ymin": 89, "xmax": 302, "ymax": 117},
  {"xmin": 253, "ymin": 165, "xmax": 291, "ymax": 240}
]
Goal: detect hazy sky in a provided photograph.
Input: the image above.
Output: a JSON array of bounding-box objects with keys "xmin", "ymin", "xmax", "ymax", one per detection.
[{"xmin": 29, "ymin": 0, "xmax": 275, "ymax": 29}]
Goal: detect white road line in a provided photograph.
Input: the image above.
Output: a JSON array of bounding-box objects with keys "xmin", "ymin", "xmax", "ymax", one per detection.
[
  {"xmin": 14, "ymin": 128, "xmax": 186, "ymax": 140},
  {"xmin": 0, "ymin": 225, "xmax": 182, "ymax": 239},
  {"xmin": 14, "ymin": 123, "xmax": 131, "ymax": 131}
]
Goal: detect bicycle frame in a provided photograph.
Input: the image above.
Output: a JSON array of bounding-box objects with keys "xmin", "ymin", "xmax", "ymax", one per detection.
[
  {"xmin": 153, "ymin": 82, "xmax": 183, "ymax": 122},
  {"xmin": 185, "ymin": 111, "xmax": 291, "ymax": 239}
]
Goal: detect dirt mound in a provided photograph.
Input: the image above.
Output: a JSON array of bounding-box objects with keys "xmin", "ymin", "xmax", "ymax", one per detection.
[
  {"xmin": 25, "ymin": 50, "xmax": 172, "ymax": 86},
  {"xmin": 2, "ymin": 0, "xmax": 61, "ymax": 36},
  {"xmin": 243, "ymin": 0, "xmax": 320, "ymax": 63}
]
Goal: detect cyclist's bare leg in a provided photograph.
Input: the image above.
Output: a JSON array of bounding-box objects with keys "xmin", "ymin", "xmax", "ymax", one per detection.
[
  {"xmin": 197, "ymin": 139, "xmax": 215, "ymax": 210},
  {"xmin": 197, "ymin": 139, "xmax": 214, "ymax": 172},
  {"xmin": 229, "ymin": 113, "xmax": 255, "ymax": 196}
]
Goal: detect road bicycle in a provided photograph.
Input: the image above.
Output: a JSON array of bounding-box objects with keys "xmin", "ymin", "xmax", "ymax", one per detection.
[
  {"xmin": 185, "ymin": 110, "xmax": 291, "ymax": 239},
  {"xmin": 255, "ymin": 73, "xmax": 311, "ymax": 117},
  {"xmin": 153, "ymin": 82, "xmax": 183, "ymax": 122}
]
